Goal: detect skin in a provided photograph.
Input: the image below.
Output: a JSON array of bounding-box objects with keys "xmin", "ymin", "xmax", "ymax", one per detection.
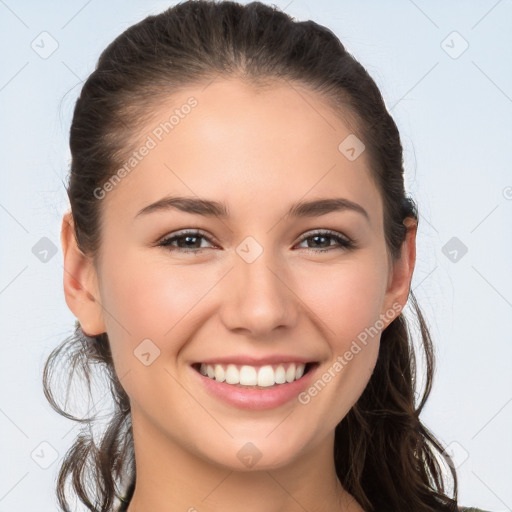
[{"xmin": 62, "ymin": 78, "xmax": 417, "ymax": 512}]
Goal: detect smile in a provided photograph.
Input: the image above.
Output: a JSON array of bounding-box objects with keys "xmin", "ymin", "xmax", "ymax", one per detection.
[
  {"xmin": 193, "ymin": 362, "xmax": 315, "ymax": 388},
  {"xmin": 190, "ymin": 360, "xmax": 321, "ymax": 412}
]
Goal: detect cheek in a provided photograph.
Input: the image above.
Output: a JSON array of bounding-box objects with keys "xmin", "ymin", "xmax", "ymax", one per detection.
[
  {"xmin": 293, "ymin": 255, "xmax": 388, "ymax": 346},
  {"xmin": 291, "ymin": 259, "xmax": 386, "ymax": 432},
  {"xmin": 97, "ymin": 254, "xmax": 215, "ymax": 410},
  {"xmin": 97, "ymin": 251, "xmax": 218, "ymax": 381},
  {"xmin": 101, "ymin": 254, "xmax": 210, "ymax": 334}
]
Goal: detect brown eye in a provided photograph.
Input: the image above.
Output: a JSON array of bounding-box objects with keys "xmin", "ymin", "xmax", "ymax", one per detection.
[
  {"xmin": 158, "ymin": 230, "xmax": 215, "ymax": 253},
  {"xmin": 296, "ymin": 230, "xmax": 355, "ymax": 252},
  {"xmin": 157, "ymin": 229, "xmax": 356, "ymax": 255}
]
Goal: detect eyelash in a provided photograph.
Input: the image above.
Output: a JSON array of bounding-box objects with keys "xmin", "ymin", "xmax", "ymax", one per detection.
[{"xmin": 156, "ymin": 229, "xmax": 356, "ymax": 254}]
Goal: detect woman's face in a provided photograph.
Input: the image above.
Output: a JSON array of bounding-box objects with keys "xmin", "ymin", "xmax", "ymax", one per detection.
[{"xmin": 68, "ymin": 78, "xmax": 414, "ymax": 471}]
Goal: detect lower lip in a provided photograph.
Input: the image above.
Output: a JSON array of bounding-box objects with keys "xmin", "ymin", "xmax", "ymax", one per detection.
[{"xmin": 191, "ymin": 363, "xmax": 319, "ymax": 410}]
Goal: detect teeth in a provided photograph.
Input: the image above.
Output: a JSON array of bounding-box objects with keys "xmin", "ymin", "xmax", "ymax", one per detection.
[
  {"xmin": 198, "ymin": 362, "xmax": 307, "ymax": 387},
  {"xmin": 225, "ymin": 364, "xmax": 239, "ymax": 384},
  {"xmin": 275, "ymin": 365, "xmax": 286, "ymax": 384},
  {"xmin": 257, "ymin": 366, "xmax": 275, "ymax": 387},
  {"xmin": 214, "ymin": 364, "xmax": 225, "ymax": 382},
  {"xmin": 286, "ymin": 363, "xmax": 296, "ymax": 383},
  {"xmin": 240, "ymin": 365, "xmax": 257, "ymax": 385}
]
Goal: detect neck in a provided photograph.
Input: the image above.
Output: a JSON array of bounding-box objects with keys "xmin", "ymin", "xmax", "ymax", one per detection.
[{"xmin": 124, "ymin": 410, "xmax": 364, "ymax": 512}]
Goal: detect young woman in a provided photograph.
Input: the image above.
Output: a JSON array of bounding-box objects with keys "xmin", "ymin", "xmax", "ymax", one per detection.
[{"xmin": 43, "ymin": 1, "xmax": 491, "ymax": 511}]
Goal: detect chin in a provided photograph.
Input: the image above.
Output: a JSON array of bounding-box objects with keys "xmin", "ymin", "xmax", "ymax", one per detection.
[{"xmin": 195, "ymin": 432, "xmax": 310, "ymax": 473}]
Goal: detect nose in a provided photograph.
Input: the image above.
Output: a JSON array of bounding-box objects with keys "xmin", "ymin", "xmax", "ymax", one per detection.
[{"xmin": 219, "ymin": 247, "xmax": 299, "ymax": 337}]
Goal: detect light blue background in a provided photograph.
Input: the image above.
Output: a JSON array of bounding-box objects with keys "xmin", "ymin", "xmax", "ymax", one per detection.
[{"xmin": 1, "ymin": 1, "xmax": 511, "ymax": 511}]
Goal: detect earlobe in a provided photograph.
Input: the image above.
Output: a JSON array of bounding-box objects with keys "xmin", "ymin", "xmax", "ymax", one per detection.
[{"xmin": 61, "ymin": 211, "xmax": 106, "ymax": 336}]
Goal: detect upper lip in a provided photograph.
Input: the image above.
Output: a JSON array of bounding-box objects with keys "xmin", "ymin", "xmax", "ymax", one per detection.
[{"xmin": 194, "ymin": 355, "xmax": 318, "ymax": 366}]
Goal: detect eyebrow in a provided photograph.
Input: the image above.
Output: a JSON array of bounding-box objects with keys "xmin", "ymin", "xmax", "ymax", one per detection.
[{"xmin": 135, "ymin": 195, "xmax": 370, "ymax": 222}]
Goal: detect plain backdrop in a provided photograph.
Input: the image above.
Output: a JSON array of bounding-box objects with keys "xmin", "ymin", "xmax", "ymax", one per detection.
[{"xmin": 1, "ymin": 1, "xmax": 511, "ymax": 511}]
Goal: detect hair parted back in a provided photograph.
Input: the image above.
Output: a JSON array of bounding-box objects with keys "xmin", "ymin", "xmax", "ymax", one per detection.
[{"xmin": 43, "ymin": 1, "xmax": 459, "ymax": 511}]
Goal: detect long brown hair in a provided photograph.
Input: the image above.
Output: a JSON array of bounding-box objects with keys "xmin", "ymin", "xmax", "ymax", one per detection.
[{"xmin": 44, "ymin": 1, "xmax": 459, "ymax": 510}]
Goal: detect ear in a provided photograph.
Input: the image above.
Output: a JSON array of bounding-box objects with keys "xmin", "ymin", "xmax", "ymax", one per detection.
[
  {"xmin": 61, "ymin": 211, "xmax": 106, "ymax": 336},
  {"xmin": 380, "ymin": 217, "xmax": 417, "ymax": 324}
]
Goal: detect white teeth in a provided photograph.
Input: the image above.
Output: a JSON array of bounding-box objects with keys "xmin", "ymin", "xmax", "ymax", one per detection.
[
  {"xmin": 257, "ymin": 365, "xmax": 275, "ymax": 387},
  {"xmin": 239, "ymin": 365, "xmax": 257, "ymax": 385},
  {"xmin": 214, "ymin": 364, "xmax": 225, "ymax": 382},
  {"xmin": 197, "ymin": 362, "xmax": 307, "ymax": 387},
  {"xmin": 286, "ymin": 363, "xmax": 296, "ymax": 383},
  {"xmin": 225, "ymin": 364, "xmax": 239, "ymax": 384},
  {"xmin": 274, "ymin": 365, "xmax": 286, "ymax": 384}
]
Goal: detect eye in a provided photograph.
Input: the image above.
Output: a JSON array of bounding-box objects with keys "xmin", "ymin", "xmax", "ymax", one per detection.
[
  {"xmin": 157, "ymin": 229, "xmax": 216, "ymax": 254},
  {"xmin": 156, "ymin": 228, "xmax": 356, "ymax": 255},
  {"xmin": 295, "ymin": 229, "xmax": 355, "ymax": 253}
]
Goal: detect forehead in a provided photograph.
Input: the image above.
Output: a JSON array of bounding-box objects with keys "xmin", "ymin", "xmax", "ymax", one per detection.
[{"xmin": 100, "ymin": 78, "xmax": 383, "ymax": 228}]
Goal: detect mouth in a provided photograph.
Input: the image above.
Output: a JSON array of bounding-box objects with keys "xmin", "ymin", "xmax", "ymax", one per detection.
[{"xmin": 191, "ymin": 361, "xmax": 318, "ymax": 389}]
